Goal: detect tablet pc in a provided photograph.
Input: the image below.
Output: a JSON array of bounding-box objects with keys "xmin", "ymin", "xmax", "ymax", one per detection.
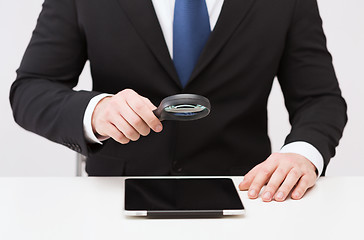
[{"xmin": 124, "ymin": 178, "xmax": 244, "ymax": 217}]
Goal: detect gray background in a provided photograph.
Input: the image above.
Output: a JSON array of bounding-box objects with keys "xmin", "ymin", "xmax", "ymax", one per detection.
[{"xmin": 0, "ymin": 0, "xmax": 363, "ymax": 176}]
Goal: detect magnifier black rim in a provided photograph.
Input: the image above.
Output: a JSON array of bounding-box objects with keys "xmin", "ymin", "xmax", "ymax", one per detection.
[
  {"xmin": 154, "ymin": 94, "xmax": 211, "ymax": 121},
  {"xmin": 159, "ymin": 94, "xmax": 211, "ymax": 111}
]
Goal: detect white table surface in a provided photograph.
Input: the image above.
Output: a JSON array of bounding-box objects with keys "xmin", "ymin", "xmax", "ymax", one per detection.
[{"xmin": 0, "ymin": 176, "xmax": 363, "ymax": 240}]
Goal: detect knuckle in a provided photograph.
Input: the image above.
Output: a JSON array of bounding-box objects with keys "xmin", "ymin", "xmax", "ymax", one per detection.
[
  {"xmin": 109, "ymin": 99, "xmax": 120, "ymax": 109},
  {"xmin": 122, "ymin": 89, "xmax": 137, "ymax": 99},
  {"xmin": 250, "ymin": 164, "xmax": 261, "ymax": 173},
  {"xmin": 276, "ymin": 167, "xmax": 287, "ymax": 176},
  {"xmin": 243, "ymin": 176, "xmax": 253, "ymax": 184},
  {"xmin": 121, "ymin": 88, "xmax": 132, "ymax": 94},
  {"xmin": 269, "ymin": 152, "xmax": 281, "ymax": 161},
  {"xmin": 124, "ymin": 128, "xmax": 136, "ymax": 139},
  {"xmin": 299, "ymin": 177, "xmax": 310, "ymax": 187},
  {"xmin": 243, "ymin": 172, "xmax": 253, "ymax": 181},
  {"xmin": 148, "ymin": 118, "xmax": 160, "ymax": 128},
  {"xmin": 304, "ymin": 165, "xmax": 316, "ymax": 175},
  {"xmin": 309, "ymin": 171, "xmax": 318, "ymax": 181},
  {"xmin": 115, "ymin": 133, "xmax": 127, "ymax": 143},
  {"xmin": 290, "ymin": 169, "xmax": 302, "ymax": 178},
  {"xmin": 133, "ymin": 101, "xmax": 145, "ymax": 112},
  {"xmin": 267, "ymin": 182, "xmax": 280, "ymax": 191},
  {"xmin": 124, "ymin": 128, "xmax": 140, "ymax": 141},
  {"xmin": 249, "ymin": 184, "xmax": 259, "ymax": 191},
  {"xmin": 271, "ymin": 152, "xmax": 280, "ymax": 158},
  {"xmin": 131, "ymin": 117, "xmax": 144, "ymax": 128},
  {"xmin": 104, "ymin": 108, "xmax": 114, "ymax": 119},
  {"xmin": 260, "ymin": 167, "xmax": 272, "ymax": 177},
  {"xmin": 118, "ymin": 90, "xmax": 129, "ymax": 99}
]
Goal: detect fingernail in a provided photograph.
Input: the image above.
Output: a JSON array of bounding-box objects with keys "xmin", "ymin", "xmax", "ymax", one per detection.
[
  {"xmin": 292, "ymin": 192, "xmax": 300, "ymax": 199},
  {"xmin": 155, "ymin": 125, "xmax": 162, "ymax": 132},
  {"xmin": 276, "ymin": 192, "xmax": 284, "ymax": 200},
  {"xmin": 249, "ymin": 189, "xmax": 257, "ymax": 198},
  {"xmin": 263, "ymin": 192, "xmax": 271, "ymax": 201}
]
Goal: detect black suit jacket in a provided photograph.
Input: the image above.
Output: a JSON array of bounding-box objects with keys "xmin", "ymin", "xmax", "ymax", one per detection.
[{"xmin": 10, "ymin": 0, "xmax": 347, "ymax": 176}]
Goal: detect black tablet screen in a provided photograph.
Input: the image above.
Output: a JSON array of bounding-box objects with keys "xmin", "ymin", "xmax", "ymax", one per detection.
[{"xmin": 124, "ymin": 178, "xmax": 244, "ymax": 213}]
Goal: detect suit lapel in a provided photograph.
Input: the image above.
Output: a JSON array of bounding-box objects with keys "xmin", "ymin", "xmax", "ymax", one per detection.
[
  {"xmin": 188, "ymin": 0, "xmax": 256, "ymax": 86},
  {"xmin": 115, "ymin": 0, "xmax": 182, "ymax": 88},
  {"xmin": 115, "ymin": 0, "xmax": 255, "ymax": 89}
]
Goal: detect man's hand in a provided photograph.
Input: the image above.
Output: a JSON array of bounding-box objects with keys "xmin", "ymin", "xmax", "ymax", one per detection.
[
  {"xmin": 239, "ymin": 153, "xmax": 317, "ymax": 202},
  {"xmin": 91, "ymin": 89, "xmax": 163, "ymax": 144}
]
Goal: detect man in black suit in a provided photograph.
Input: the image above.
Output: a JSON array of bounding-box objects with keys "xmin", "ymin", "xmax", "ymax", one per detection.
[{"xmin": 10, "ymin": 0, "xmax": 347, "ymax": 202}]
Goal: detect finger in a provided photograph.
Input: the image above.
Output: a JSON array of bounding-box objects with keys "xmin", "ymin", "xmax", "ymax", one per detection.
[
  {"xmin": 291, "ymin": 174, "xmax": 316, "ymax": 200},
  {"xmin": 240, "ymin": 152, "xmax": 280, "ymax": 192},
  {"xmin": 141, "ymin": 96, "xmax": 158, "ymax": 111},
  {"xmin": 100, "ymin": 122, "xmax": 130, "ymax": 144},
  {"xmin": 243, "ymin": 153, "xmax": 279, "ymax": 192},
  {"xmin": 239, "ymin": 165, "xmax": 259, "ymax": 190},
  {"xmin": 261, "ymin": 167, "xmax": 290, "ymax": 202},
  {"xmin": 248, "ymin": 167, "xmax": 275, "ymax": 199},
  {"xmin": 112, "ymin": 113, "xmax": 141, "ymax": 141},
  {"xmin": 274, "ymin": 168, "xmax": 303, "ymax": 202},
  {"xmin": 118, "ymin": 99, "xmax": 151, "ymax": 137},
  {"xmin": 124, "ymin": 94, "xmax": 163, "ymax": 133}
]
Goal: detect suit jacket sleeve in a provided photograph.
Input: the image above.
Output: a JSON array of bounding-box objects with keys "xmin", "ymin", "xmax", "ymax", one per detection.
[
  {"xmin": 277, "ymin": 0, "xmax": 347, "ymax": 174},
  {"xmin": 9, "ymin": 0, "xmax": 101, "ymax": 156}
]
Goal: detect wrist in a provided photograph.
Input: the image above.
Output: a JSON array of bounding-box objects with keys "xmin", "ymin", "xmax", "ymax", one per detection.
[
  {"xmin": 280, "ymin": 141, "xmax": 324, "ymax": 178},
  {"xmin": 83, "ymin": 93, "xmax": 113, "ymax": 144},
  {"xmin": 91, "ymin": 96, "xmax": 112, "ymax": 136}
]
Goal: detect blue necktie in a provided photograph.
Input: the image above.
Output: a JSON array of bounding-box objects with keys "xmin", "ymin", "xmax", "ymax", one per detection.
[{"xmin": 173, "ymin": 0, "xmax": 211, "ymax": 87}]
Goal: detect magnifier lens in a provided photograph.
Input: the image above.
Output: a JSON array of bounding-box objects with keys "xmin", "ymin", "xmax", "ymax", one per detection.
[{"xmin": 164, "ymin": 104, "xmax": 207, "ymax": 116}]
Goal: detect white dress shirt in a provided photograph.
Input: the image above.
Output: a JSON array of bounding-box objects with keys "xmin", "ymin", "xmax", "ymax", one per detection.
[{"xmin": 83, "ymin": 0, "xmax": 324, "ymax": 176}]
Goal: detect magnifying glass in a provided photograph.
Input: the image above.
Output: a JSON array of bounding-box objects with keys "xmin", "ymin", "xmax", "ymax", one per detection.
[{"xmin": 153, "ymin": 94, "xmax": 211, "ymax": 121}]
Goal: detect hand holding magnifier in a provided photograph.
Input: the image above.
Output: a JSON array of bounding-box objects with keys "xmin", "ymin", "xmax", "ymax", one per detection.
[{"xmin": 153, "ymin": 94, "xmax": 211, "ymax": 121}]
